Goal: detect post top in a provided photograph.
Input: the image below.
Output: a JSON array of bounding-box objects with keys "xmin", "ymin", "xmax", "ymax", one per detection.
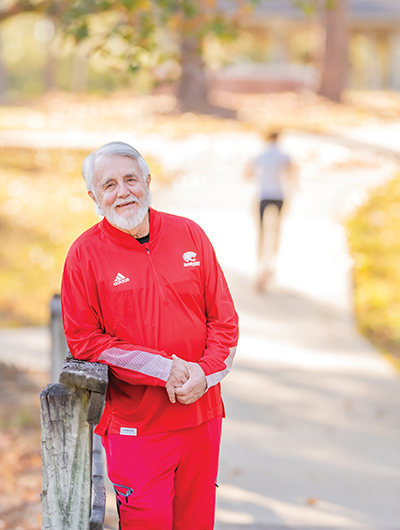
[{"xmin": 59, "ymin": 352, "xmax": 108, "ymax": 394}]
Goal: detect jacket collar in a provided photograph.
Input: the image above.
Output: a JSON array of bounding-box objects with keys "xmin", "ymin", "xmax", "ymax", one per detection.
[{"xmin": 99, "ymin": 207, "xmax": 162, "ymax": 248}]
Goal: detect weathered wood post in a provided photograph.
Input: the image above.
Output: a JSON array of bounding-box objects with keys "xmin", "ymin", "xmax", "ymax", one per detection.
[
  {"xmin": 49, "ymin": 294, "xmax": 68, "ymax": 383},
  {"xmin": 40, "ymin": 353, "xmax": 108, "ymax": 530}
]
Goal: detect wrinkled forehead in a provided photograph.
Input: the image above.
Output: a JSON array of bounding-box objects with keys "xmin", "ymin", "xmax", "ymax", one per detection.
[{"xmin": 93, "ymin": 154, "xmax": 143, "ymax": 183}]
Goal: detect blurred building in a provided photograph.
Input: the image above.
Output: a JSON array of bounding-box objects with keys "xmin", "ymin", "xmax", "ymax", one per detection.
[
  {"xmin": 211, "ymin": 0, "xmax": 400, "ymax": 93},
  {"xmin": 1, "ymin": 0, "xmax": 400, "ymax": 99}
]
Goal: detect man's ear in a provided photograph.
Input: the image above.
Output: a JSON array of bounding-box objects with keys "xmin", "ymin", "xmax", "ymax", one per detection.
[
  {"xmin": 88, "ymin": 190, "xmax": 104, "ymax": 217},
  {"xmin": 146, "ymin": 173, "xmax": 152, "ymax": 187}
]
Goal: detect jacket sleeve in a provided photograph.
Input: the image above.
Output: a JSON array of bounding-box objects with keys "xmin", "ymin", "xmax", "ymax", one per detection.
[
  {"xmin": 196, "ymin": 233, "xmax": 239, "ymax": 389},
  {"xmin": 61, "ymin": 259, "xmax": 173, "ymax": 388}
]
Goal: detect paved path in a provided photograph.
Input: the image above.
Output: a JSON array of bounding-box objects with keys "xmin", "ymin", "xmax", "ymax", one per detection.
[
  {"xmin": 151, "ymin": 130, "xmax": 400, "ymax": 530},
  {"xmin": 1, "ymin": 127, "xmax": 400, "ymax": 529}
]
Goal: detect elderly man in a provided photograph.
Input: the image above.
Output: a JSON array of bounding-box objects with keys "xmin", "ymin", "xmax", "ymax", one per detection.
[{"xmin": 61, "ymin": 141, "xmax": 238, "ymax": 530}]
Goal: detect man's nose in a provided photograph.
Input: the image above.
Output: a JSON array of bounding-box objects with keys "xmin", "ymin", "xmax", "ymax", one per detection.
[{"xmin": 116, "ymin": 182, "xmax": 130, "ymax": 197}]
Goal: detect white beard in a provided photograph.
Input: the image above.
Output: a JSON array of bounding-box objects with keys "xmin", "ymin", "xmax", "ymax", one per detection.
[{"xmin": 97, "ymin": 186, "xmax": 151, "ymax": 231}]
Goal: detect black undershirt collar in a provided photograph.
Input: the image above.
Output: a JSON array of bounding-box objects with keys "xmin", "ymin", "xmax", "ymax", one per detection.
[{"xmin": 135, "ymin": 233, "xmax": 150, "ymax": 244}]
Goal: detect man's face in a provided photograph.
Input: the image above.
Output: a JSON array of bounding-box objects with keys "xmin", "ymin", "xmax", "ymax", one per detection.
[{"xmin": 89, "ymin": 155, "xmax": 151, "ymax": 232}]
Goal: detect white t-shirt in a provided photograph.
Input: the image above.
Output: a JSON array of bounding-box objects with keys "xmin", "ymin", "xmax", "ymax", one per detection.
[{"xmin": 253, "ymin": 144, "xmax": 291, "ymax": 201}]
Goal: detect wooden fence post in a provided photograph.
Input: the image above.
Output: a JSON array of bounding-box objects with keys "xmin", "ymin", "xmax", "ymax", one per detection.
[
  {"xmin": 91, "ymin": 434, "xmax": 107, "ymax": 530},
  {"xmin": 41, "ymin": 353, "xmax": 108, "ymax": 530},
  {"xmin": 49, "ymin": 294, "xmax": 68, "ymax": 383}
]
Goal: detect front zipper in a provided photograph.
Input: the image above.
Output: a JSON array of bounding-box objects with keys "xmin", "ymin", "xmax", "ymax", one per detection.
[{"xmin": 145, "ymin": 246, "xmax": 169, "ymax": 307}]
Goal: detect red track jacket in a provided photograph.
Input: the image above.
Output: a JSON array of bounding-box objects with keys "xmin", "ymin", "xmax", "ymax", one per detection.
[{"xmin": 61, "ymin": 208, "xmax": 239, "ymax": 436}]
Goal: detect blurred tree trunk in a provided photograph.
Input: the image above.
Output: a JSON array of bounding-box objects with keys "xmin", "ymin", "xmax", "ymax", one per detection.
[
  {"xmin": 0, "ymin": 35, "xmax": 7, "ymax": 102},
  {"xmin": 44, "ymin": 50, "xmax": 58, "ymax": 91},
  {"xmin": 71, "ymin": 46, "xmax": 89, "ymax": 93},
  {"xmin": 318, "ymin": 0, "xmax": 349, "ymax": 101},
  {"xmin": 177, "ymin": 35, "xmax": 209, "ymax": 111},
  {"xmin": 177, "ymin": 34, "xmax": 233, "ymax": 117}
]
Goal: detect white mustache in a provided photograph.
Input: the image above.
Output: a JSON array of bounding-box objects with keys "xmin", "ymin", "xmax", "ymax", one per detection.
[{"xmin": 113, "ymin": 197, "xmax": 138, "ymax": 208}]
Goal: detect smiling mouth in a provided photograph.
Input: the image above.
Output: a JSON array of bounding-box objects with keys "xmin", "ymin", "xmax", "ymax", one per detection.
[{"xmin": 115, "ymin": 201, "xmax": 137, "ymax": 209}]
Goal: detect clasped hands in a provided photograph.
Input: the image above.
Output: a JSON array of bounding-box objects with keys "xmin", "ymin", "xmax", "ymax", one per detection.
[{"xmin": 165, "ymin": 354, "xmax": 207, "ymax": 405}]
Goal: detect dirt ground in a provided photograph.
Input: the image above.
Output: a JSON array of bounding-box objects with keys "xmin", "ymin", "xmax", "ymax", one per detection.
[{"xmin": 0, "ymin": 363, "xmax": 48, "ymax": 530}]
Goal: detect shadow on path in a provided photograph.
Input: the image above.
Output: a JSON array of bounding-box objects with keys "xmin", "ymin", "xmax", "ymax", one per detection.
[{"xmin": 215, "ymin": 268, "xmax": 400, "ymax": 529}]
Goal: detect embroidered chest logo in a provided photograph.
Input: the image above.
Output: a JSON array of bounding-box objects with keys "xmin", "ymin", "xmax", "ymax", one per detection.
[
  {"xmin": 182, "ymin": 251, "xmax": 200, "ymax": 267},
  {"xmin": 113, "ymin": 273, "xmax": 130, "ymax": 286}
]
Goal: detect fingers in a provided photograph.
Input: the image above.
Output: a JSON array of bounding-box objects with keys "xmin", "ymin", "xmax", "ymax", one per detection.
[
  {"xmin": 174, "ymin": 383, "xmax": 204, "ymax": 404},
  {"xmin": 165, "ymin": 382, "xmax": 177, "ymax": 402},
  {"xmin": 169, "ymin": 357, "xmax": 190, "ymax": 384},
  {"xmin": 165, "ymin": 357, "xmax": 207, "ymax": 405},
  {"xmin": 165, "ymin": 355, "xmax": 190, "ymax": 403},
  {"xmin": 165, "ymin": 381, "xmax": 176, "ymax": 403},
  {"xmin": 174, "ymin": 363, "xmax": 207, "ymax": 405}
]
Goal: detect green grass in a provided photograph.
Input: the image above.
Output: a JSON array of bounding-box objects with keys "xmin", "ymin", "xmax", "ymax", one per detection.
[{"xmin": 347, "ymin": 174, "xmax": 400, "ymax": 360}]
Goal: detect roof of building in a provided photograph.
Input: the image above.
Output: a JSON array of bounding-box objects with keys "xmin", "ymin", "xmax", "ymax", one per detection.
[{"xmin": 251, "ymin": 0, "xmax": 400, "ymax": 20}]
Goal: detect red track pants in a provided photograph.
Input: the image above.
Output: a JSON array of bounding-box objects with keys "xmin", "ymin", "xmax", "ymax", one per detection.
[{"xmin": 102, "ymin": 415, "xmax": 222, "ymax": 530}]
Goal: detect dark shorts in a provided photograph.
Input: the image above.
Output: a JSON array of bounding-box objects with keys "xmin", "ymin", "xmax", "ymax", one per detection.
[{"xmin": 260, "ymin": 199, "xmax": 284, "ymax": 222}]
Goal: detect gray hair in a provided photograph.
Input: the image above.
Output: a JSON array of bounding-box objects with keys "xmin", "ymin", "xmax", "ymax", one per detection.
[{"xmin": 82, "ymin": 141, "xmax": 150, "ymax": 192}]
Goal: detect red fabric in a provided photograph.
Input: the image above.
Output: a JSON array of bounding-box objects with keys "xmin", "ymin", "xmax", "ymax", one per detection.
[
  {"xmin": 103, "ymin": 416, "xmax": 222, "ymax": 530},
  {"xmin": 61, "ymin": 208, "xmax": 238, "ymax": 436}
]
